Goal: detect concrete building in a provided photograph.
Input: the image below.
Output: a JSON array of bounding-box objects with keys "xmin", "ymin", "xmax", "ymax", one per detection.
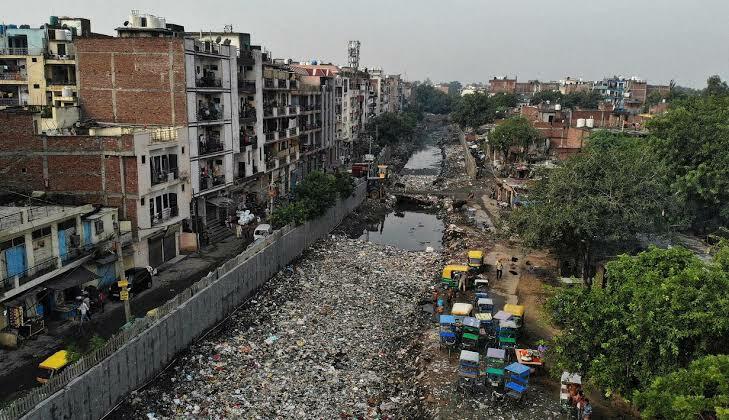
[
  {"xmin": 0, "ymin": 203, "xmax": 121, "ymax": 334},
  {"xmin": 489, "ymin": 77, "xmax": 517, "ymax": 94},
  {"xmin": 0, "ymin": 17, "xmax": 88, "ymax": 132}
]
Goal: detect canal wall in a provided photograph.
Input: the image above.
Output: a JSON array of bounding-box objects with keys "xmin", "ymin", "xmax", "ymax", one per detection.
[
  {"xmin": 18, "ymin": 182, "xmax": 367, "ymax": 420},
  {"xmin": 457, "ymin": 127, "xmax": 478, "ymax": 179}
]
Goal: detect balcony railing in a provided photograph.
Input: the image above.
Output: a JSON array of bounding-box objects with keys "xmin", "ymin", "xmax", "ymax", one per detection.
[
  {"xmin": 0, "ymin": 72, "xmax": 26, "ymax": 81},
  {"xmin": 240, "ymin": 135, "xmax": 257, "ymax": 148},
  {"xmin": 0, "ymin": 47, "xmax": 44, "ymax": 55},
  {"xmin": 265, "ymin": 131, "xmax": 276, "ymax": 142},
  {"xmin": 150, "ymin": 128, "xmax": 178, "ymax": 143},
  {"xmin": 45, "ymin": 53, "xmax": 76, "ymax": 60},
  {"xmin": 239, "ymin": 79, "xmax": 256, "ymax": 93},
  {"xmin": 199, "ymin": 139, "xmax": 224, "ymax": 155},
  {"xmin": 151, "ymin": 167, "xmax": 179, "ymax": 186},
  {"xmin": 240, "ymin": 107, "xmax": 256, "ymax": 121},
  {"xmin": 277, "ymin": 79, "xmax": 288, "ymax": 89},
  {"xmin": 196, "ymin": 76, "xmax": 223, "ymax": 89},
  {"xmin": 289, "ymin": 80, "xmax": 298, "ymax": 89},
  {"xmin": 46, "ymin": 78, "xmax": 76, "ymax": 86},
  {"xmin": 151, "ymin": 206, "xmax": 179, "ymax": 226},
  {"xmin": 0, "ymin": 98, "xmax": 20, "ymax": 107},
  {"xmin": 198, "ymin": 105, "xmax": 224, "ymax": 122},
  {"xmin": 199, "ymin": 176, "xmax": 225, "ymax": 192},
  {"xmin": 0, "ymin": 256, "xmax": 59, "ymax": 294},
  {"xmin": 264, "ymin": 78, "xmax": 275, "ymax": 89}
]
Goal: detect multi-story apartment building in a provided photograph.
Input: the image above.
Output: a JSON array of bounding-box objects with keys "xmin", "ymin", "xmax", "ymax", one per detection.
[
  {"xmin": 0, "ymin": 203, "xmax": 122, "ymax": 332},
  {"xmin": 386, "ymin": 74, "xmax": 403, "ymax": 113},
  {"xmin": 0, "ymin": 109, "xmax": 191, "ymax": 269},
  {"xmin": 0, "ymin": 17, "xmax": 89, "ymax": 131}
]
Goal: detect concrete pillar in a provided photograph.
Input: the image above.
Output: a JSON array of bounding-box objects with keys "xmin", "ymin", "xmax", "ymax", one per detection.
[
  {"xmin": 50, "ymin": 223, "xmax": 61, "ymax": 268},
  {"xmin": 24, "ymin": 231, "xmax": 35, "ymax": 273}
]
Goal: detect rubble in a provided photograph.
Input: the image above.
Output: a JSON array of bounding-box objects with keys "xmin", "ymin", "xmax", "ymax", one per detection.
[{"xmin": 116, "ymin": 237, "xmax": 440, "ymax": 419}]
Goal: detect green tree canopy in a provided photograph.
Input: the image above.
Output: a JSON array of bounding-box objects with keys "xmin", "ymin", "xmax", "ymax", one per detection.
[
  {"xmin": 270, "ymin": 171, "xmax": 354, "ymax": 227},
  {"xmin": 489, "ymin": 116, "xmax": 542, "ymax": 161},
  {"xmin": 409, "ymin": 83, "xmax": 452, "ymax": 114},
  {"xmin": 704, "ymin": 75, "xmax": 729, "ymax": 97},
  {"xmin": 364, "ymin": 111, "xmax": 418, "ymax": 147},
  {"xmin": 647, "ymin": 93, "xmax": 729, "ymax": 231},
  {"xmin": 447, "ymin": 81, "xmax": 462, "ymax": 96},
  {"xmin": 530, "ymin": 90, "xmax": 563, "ymax": 105},
  {"xmin": 634, "ymin": 355, "xmax": 729, "ymax": 420},
  {"xmin": 562, "ymin": 90, "xmax": 602, "ymax": 109},
  {"xmin": 510, "ymin": 133, "xmax": 675, "ymax": 281},
  {"xmin": 546, "ymin": 246, "xmax": 729, "ymax": 400},
  {"xmin": 451, "ymin": 93, "xmax": 518, "ymax": 128}
]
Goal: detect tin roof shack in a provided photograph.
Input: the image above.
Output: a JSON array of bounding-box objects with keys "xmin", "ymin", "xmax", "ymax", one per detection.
[{"xmin": 495, "ymin": 178, "xmax": 530, "ymax": 209}]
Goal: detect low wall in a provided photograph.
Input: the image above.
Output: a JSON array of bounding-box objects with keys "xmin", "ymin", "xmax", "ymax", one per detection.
[
  {"xmin": 457, "ymin": 127, "xmax": 478, "ymax": 179},
  {"xmin": 15, "ymin": 182, "xmax": 366, "ymax": 420}
]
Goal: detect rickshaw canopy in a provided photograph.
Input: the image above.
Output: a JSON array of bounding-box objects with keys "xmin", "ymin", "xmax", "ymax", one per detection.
[
  {"xmin": 439, "ymin": 314, "xmax": 456, "ymax": 325},
  {"xmin": 451, "ymin": 303, "xmax": 474, "ymax": 316},
  {"xmin": 460, "ymin": 350, "xmax": 480, "ymax": 364},
  {"xmin": 468, "ymin": 250, "xmax": 484, "ymax": 260},
  {"xmin": 505, "ymin": 362, "xmax": 530, "ymax": 375},
  {"xmin": 475, "ymin": 312, "xmax": 493, "ymax": 321},
  {"xmin": 487, "ymin": 347, "xmax": 506, "ymax": 359},
  {"xmin": 442, "ymin": 264, "xmax": 470, "ymax": 279},
  {"xmin": 39, "ymin": 350, "xmax": 69, "ymax": 370},
  {"xmin": 504, "ymin": 304, "xmax": 525, "ymax": 317},
  {"xmin": 493, "ymin": 310, "xmax": 513, "ymax": 321}
]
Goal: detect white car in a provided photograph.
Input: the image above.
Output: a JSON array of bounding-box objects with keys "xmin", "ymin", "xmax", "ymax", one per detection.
[{"xmin": 253, "ymin": 224, "xmax": 272, "ymax": 241}]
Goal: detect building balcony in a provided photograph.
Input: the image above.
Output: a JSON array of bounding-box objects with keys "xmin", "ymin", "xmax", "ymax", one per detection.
[
  {"xmin": 266, "ymin": 157, "xmax": 280, "ymax": 170},
  {"xmin": 0, "ymin": 72, "xmax": 26, "ymax": 82},
  {"xmin": 239, "ymin": 50, "xmax": 255, "ymax": 66},
  {"xmin": 240, "ymin": 106, "xmax": 256, "ymax": 122},
  {"xmin": 197, "ymin": 105, "xmax": 224, "ymax": 122},
  {"xmin": 0, "ymin": 98, "xmax": 21, "ymax": 107},
  {"xmin": 265, "ymin": 131, "xmax": 276, "ymax": 142},
  {"xmin": 198, "ymin": 139, "xmax": 224, "ymax": 156},
  {"xmin": 263, "ymin": 78, "xmax": 275, "ymax": 89},
  {"xmin": 150, "ymin": 128, "xmax": 178, "ymax": 143},
  {"xmin": 46, "ymin": 78, "xmax": 76, "ymax": 87},
  {"xmin": 0, "ymin": 47, "xmax": 44, "ymax": 56},
  {"xmin": 151, "ymin": 206, "xmax": 180, "ymax": 226},
  {"xmin": 151, "ymin": 167, "xmax": 179, "ymax": 186},
  {"xmin": 240, "ymin": 134, "xmax": 257, "ymax": 148},
  {"xmin": 0, "ymin": 256, "xmax": 59, "ymax": 295},
  {"xmin": 277, "ymin": 79, "xmax": 288, "ymax": 89},
  {"xmin": 44, "ymin": 53, "xmax": 76, "ymax": 61},
  {"xmin": 199, "ymin": 175, "xmax": 226, "ymax": 192},
  {"xmin": 239, "ymin": 79, "xmax": 256, "ymax": 93},
  {"xmin": 196, "ymin": 76, "xmax": 223, "ymax": 89},
  {"xmin": 289, "ymin": 80, "xmax": 298, "ymax": 89}
]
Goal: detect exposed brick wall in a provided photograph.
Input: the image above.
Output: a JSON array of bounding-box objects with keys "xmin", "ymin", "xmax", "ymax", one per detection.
[
  {"xmin": 76, "ymin": 37, "xmax": 188, "ymax": 126},
  {"xmin": 521, "ymin": 106, "xmax": 539, "ymax": 121},
  {"xmin": 489, "ymin": 79, "xmax": 516, "ymax": 94}
]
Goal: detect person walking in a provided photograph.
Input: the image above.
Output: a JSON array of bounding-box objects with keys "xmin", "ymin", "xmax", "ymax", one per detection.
[
  {"xmin": 495, "ymin": 259, "xmax": 503, "ymax": 280},
  {"xmin": 98, "ymin": 290, "xmax": 106, "ymax": 313},
  {"xmin": 78, "ymin": 299, "xmax": 90, "ymax": 333}
]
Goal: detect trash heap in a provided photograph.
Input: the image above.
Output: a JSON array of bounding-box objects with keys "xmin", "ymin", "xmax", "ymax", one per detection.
[{"xmin": 120, "ymin": 237, "xmax": 440, "ymax": 419}]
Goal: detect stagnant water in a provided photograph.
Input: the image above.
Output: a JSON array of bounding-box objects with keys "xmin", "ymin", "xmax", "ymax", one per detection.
[{"xmin": 359, "ymin": 208, "xmax": 444, "ymax": 251}]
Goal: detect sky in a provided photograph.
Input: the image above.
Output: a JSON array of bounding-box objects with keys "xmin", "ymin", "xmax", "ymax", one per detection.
[{"xmin": 4, "ymin": 0, "xmax": 728, "ymax": 88}]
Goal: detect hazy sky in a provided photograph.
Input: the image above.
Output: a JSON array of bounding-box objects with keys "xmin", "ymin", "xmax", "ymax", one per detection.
[{"xmin": 4, "ymin": 0, "xmax": 727, "ymax": 87}]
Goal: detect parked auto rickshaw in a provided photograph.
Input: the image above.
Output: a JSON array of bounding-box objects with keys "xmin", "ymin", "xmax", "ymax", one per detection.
[
  {"xmin": 458, "ymin": 350, "xmax": 481, "ymax": 389},
  {"xmin": 461, "ymin": 316, "xmax": 480, "ymax": 350},
  {"xmin": 439, "ymin": 314, "xmax": 458, "ymax": 354},
  {"xmin": 475, "ymin": 312, "xmax": 494, "ymax": 336},
  {"xmin": 485, "ymin": 347, "xmax": 506, "ymax": 386},
  {"xmin": 477, "ymin": 297, "xmax": 494, "ymax": 314},
  {"xmin": 504, "ymin": 362, "xmax": 531, "ymax": 401},
  {"xmin": 474, "ymin": 275, "xmax": 489, "ymax": 291},
  {"xmin": 504, "ymin": 304, "xmax": 525, "ymax": 329},
  {"xmin": 36, "ymin": 350, "xmax": 69, "ymax": 384},
  {"xmin": 467, "ymin": 250, "xmax": 484, "ymax": 271},
  {"xmin": 450, "ymin": 302, "xmax": 474, "ymax": 323},
  {"xmin": 441, "ymin": 264, "xmax": 470, "ymax": 289},
  {"xmin": 498, "ymin": 319, "xmax": 519, "ymax": 350}
]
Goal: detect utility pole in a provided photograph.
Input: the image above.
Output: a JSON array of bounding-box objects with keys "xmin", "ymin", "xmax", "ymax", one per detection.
[{"xmin": 114, "ymin": 238, "xmax": 131, "ymax": 324}]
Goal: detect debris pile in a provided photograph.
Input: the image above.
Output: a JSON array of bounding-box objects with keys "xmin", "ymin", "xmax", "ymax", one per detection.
[{"xmin": 118, "ymin": 237, "xmax": 440, "ymax": 419}]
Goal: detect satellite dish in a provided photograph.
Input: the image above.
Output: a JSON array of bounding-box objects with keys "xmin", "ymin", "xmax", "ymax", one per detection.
[
  {"xmin": 223, "ymin": 39, "xmax": 231, "ymax": 45},
  {"xmin": 215, "ymin": 36, "xmax": 222, "ymax": 44},
  {"xmin": 123, "ymin": 21, "xmax": 129, "ymax": 26}
]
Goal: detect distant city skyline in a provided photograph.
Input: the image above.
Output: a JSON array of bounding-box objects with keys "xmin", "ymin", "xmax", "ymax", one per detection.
[{"xmin": 4, "ymin": 0, "xmax": 727, "ymax": 88}]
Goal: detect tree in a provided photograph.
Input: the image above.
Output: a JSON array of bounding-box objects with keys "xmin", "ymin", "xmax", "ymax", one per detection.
[
  {"xmin": 545, "ymin": 246, "xmax": 729, "ymax": 400},
  {"xmin": 365, "ymin": 112, "xmax": 417, "ymax": 147},
  {"xmin": 647, "ymin": 94, "xmax": 729, "ymax": 231},
  {"xmin": 488, "ymin": 116, "xmax": 542, "ymax": 161},
  {"xmin": 409, "ymin": 83, "xmax": 452, "ymax": 114},
  {"xmin": 530, "ymin": 90, "xmax": 563, "ymax": 105},
  {"xmin": 451, "ymin": 92, "xmax": 495, "ymax": 128},
  {"xmin": 704, "ymin": 75, "xmax": 729, "ymax": 97},
  {"xmin": 633, "ymin": 355, "xmax": 729, "ymax": 419},
  {"xmin": 562, "ymin": 90, "xmax": 602, "ymax": 109},
  {"xmin": 510, "ymin": 133, "xmax": 675, "ymax": 282},
  {"xmin": 447, "ymin": 81, "xmax": 462, "ymax": 96}
]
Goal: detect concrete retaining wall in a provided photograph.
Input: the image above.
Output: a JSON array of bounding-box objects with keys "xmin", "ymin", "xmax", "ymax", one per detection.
[
  {"xmin": 22, "ymin": 182, "xmax": 366, "ymax": 420},
  {"xmin": 458, "ymin": 128, "xmax": 478, "ymax": 179}
]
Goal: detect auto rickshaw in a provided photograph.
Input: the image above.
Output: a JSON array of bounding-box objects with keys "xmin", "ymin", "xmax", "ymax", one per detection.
[
  {"xmin": 485, "ymin": 347, "xmax": 506, "ymax": 386},
  {"xmin": 467, "ymin": 250, "xmax": 484, "ymax": 271},
  {"xmin": 439, "ymin": 315, "xmax": 458, "ymax": 354},
  {"xmin": 458, "ymin": 350, "xmax": 481, "ymax": 389},
  {"xmin": 504, "ymin": 304, "xmax": 525, "ymax": 329},
  {"xmin": 36, "ymin": 350, "xmax": 70, "ymax": 384},
  {"xmin": 451, "ymin": 302, "xmax": 474, "ymax": 323},
  {"xmin": 461, "ymin": 316, "xmax": 480, "ymax": 350},
  {"xmin": 475, "ymin": 312, "xmax": 494, "ymax": 336},
  {"xmin": 498, "ymin": 319, "xmax": 519, "ymax": 349},
  {"xmin": 477, "ymin": 298, "xmax": 494, "ymax": 314},
  {"xmin": 504, "ymin": 362, "xmax": 530, "ymax": 401},
  {"xmin": 442, "ymin": 264, "xmax": 470, "ymax": 289}
]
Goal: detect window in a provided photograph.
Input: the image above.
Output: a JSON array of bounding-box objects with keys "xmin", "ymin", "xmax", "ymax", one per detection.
[
  {"xmin": 33, "ymin": 84, "xmax": 40, "ymax": 89},
  {"xmin": 181, "ymin": 184, "xmax": 185, "ymax": 192},
  {"xmin": 32, "ymin": 226, "xmax": 52, "ymax": 239},
  {"xmin": 31, "ymin": 57, "xmax": 37, "ymax": 62},
  {"xmin": 94, "ymin": 220, "xmax": 104, "ymax": 235},
  {"xmin": 141, "ymin": 197, "xmax": 145, "ymax": 206},
  {"xmin": 141, "ymin": 155, "xmax": 146, "ymax": 164},
  {"xmin": 21, "ymin": 167, "xmax": 27, "ymax": 174},
  {"xmin": 181, "ymin": 146, "xmax": 185, "ymax": 154}
]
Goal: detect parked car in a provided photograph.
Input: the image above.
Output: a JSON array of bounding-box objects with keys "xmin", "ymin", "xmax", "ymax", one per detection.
[
  {"xmin": 253, "ymin": 224, "xmax": 272, "ymax": 241},
  {"xmin": 109, "ymin": 267, "xmax": 153, "ymax": 300}
]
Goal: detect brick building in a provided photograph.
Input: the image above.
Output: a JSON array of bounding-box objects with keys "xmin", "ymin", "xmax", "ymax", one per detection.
[
  {"xmin": 0, "ymin": 110, "xmax": 191, "ymax": 269},
  {"xmin": 489, "ymin": 77, "xmax": 516, "ymax": 94}
]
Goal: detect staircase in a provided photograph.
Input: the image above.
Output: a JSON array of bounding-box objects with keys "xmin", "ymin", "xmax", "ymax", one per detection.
[{"xmin": 206, "ymin": 223, "xmax": 233, "ymax": 244}]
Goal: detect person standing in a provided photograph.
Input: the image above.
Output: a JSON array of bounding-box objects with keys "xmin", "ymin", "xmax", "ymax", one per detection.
[
  {"xmin": 98, "ymin": 290, "xmax": 106, "ymax": 313},
  {"xmin": 78, "ymin": 300, "xmax": 90, "ymax": 333},
  {"xmin": 495, "ymin": 259, "xmax": 503, "ymax": 280}
]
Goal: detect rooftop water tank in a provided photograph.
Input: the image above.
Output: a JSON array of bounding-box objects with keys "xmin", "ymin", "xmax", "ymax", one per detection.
[
  {"xmin": 576, "ymin": 118, "xmax": 586, "ymax": 128},
  {"xmin": 554, "ymin": 104, "xmax": 562, "ymax": 111},
  {"xmin": 49, "ymin": 16, "xmax": 59, "ymax": 26},
  {"xmin": 129, "ymin": 14, "xmax": 142, "ymax": 28},
  {"xmin": 586, "ymin": 118, "xmax": 595, "ymax": 128},
  {"xmin": 55, "ymin": 29, "xmax": 68, "ymax": 41}
]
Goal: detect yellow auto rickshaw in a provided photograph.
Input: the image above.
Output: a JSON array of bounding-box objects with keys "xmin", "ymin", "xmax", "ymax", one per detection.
[
  {"xmin": 504, "ymin": 304, "xmax": 525, "ymax": 328},
  {"xmin": 442, "ymin": 264, "xmax": 470, "ymax": 289},
  {"xmin": 36, "ymin": 350, "xmax": 69, "ymax": 384},
  {"xmin": 467, "ymin": 250, "xmax": 484, "ymax": 271}
]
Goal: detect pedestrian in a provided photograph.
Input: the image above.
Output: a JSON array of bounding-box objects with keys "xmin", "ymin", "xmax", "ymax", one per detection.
[
  {"xmin": 236, "ymin": 223, "xmax": 243, "ymax": 238},
  {"xmin": 495, "ymin": 259, "xmax": 503, "ymax": 280},
  {"xmin": 83, "ymin": 295, "xmax": 92, "ymax": 319},
  {"xmin": 78, "ymin": 300, "xmax": 90, "ymax": 332},
  {"xmin": 582, "ymin": 398, "xmax": 593, "ymax": 420}
]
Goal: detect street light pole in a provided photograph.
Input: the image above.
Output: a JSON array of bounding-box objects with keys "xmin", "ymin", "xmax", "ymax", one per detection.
[{"xmin": 114, "ymin": 239, "xmax": 131, "ymax": 324}]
